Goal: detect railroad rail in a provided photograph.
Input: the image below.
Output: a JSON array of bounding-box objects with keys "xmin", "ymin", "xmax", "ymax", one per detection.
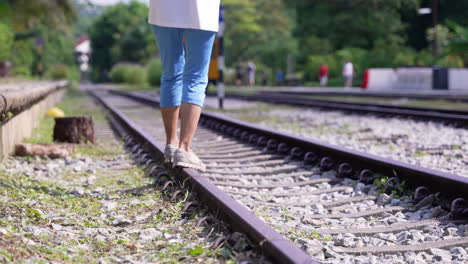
[
  {"xmin": 207, "ymin": 92, "xmax": 468, "ymax": 125},
  {"xmin": 89, "ymin": 90, "xmax": 317, "ymax": 264},
  {"xmin": 92, "ymin": 88, "xmax": 468, "ymax": 263},
  {"xmin": 262, "ymin": 88, "xmax": 468, "ymax": 103}
]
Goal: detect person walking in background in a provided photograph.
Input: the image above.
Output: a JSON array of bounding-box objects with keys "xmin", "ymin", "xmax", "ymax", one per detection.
[
  {"xmin": 343, "ymin": 60, "xmax": 354, "ymax": 88},
  {"xmin": 235, "ymin": 59, "xmax": 243, "ymax": 86},
  {"xmin": 247, "ymin": 59, "xmax": 256, "ymax": 86},
  {"xmin": 318, "ymin": 64, "xmax": 329, "ymax": 87},
  {"xmin": 276, "ymin": 69, "xmax": 284, "ymax": 85},
  {"xmin": 261, "ymin": 71, "xmax": 268, "ymax": 86},
  {"xmin": 148, "ymin": 0, "xmax": 220, "ymax": 171}
]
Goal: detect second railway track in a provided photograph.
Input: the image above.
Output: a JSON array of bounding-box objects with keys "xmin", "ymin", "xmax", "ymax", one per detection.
[
  {"xmin": 209, "ymin": 92, "xmax": 468, "ymax": 126},
  {"xmin": 91, "ymin": 88, "xmax": 468, "ymax": 263}
]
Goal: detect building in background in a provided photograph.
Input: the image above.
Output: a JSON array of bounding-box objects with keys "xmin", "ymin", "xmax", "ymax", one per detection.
[{"xmin": 74, "ymin": 35, "xmax": 91, "ymax": 82}]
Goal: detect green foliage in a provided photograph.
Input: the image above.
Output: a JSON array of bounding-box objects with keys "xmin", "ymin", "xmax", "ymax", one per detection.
[
  {"xmin": 147, "ymin": 59, "xmax": 162, "ymax": 87},
  {"xmin": 188, "ymin": 246, "xmax": 204, "ymax": 256},
  {"xmin": 1, "ymin": 0, "xmax": 78, "ymax": 79},
  {"xmin": 304, "ymin": 55, "xmax": 339, "ymax": 82},
  {"xmin": 223, "ymin": 0, "xmax": 296, "ymax": 70},
  {"xmin": 254, "ymin": 63, "xmax": 273, "ymax": 85},
  {"xmin": 10, "ymin": 39, "xmax": 34, "ymax": 77},
  {"xmin": 72, "ymin": 1, "xmax": 103, "ymax": 37},
  {"xmin": 301, "ymin": 36, "xmax": 333, "ymax": 56},
  {"xmin": 7, "ymin": 0, "xmax": 76, "ymax": 33},
  {"xmin": 302, "ymin": 43, "xmax": 440, "ymax": 83},
  {"xmin": 304, "ymin": 47, "xmax": 368, "ymax": 83},
  {"xmin": 26, "ymin": 208, "xmax": 44, "ymax": 220},
  {"xmin": 41, "ymin": 29, "xmax": 76, "ymax": 72},
  {"xmin": 109, "ymin": 63, "xmax": 147, "ymax": 85},
  {"xmin": 444, "ymin": 20, "xmax": 468, "ymax": 67},
  {"xmin": 46, "ymin": 64, "xmax": 71, "ymax": 80},
  {"xmin": 0, "ymin": 250, "xmax": 12, "ymax": 262},
  {"xmin": 89, "ymin": 1, "xmax": 156, "ymax": 82},
  {"xmin": 109, "ymin": 64, "xmax": 127, "ymax": 83},
  {"xmin": 0, "ymin": 22, "xmax": 14, "ymax": 61},
  {"xmin": 14, "ymin": 66, "xmax": 31, "ymax": 77},
  {"xmin": 288, "ymin": 0, "xmax": 419, "ymax": 68}
]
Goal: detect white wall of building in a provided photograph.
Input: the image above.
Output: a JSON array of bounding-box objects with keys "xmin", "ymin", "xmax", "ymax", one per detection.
[
  {"xmin": 395, "ymin": 68, "xmax": 433, "ymax": 90},
  {"xmin": 449, "ymin": 68, "xmax": 468, "ymax": 91},
  {"xmin": 366, "ymin": 68, "xmax": 397, "ymax": 90}
]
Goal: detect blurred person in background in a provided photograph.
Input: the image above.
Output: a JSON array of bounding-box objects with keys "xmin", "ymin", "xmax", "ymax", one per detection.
[
  {"xmin": 247, "ymin": 59, "xmax": 256, "ymax": 86},
  {"xmin": 235, "ymin": 58, "xmax": 243, "ymax": 86},
  {"xmin": 148, "ymin": 0, "xmax": 220, "ymax": 171},
  {"xmin": 318, "ymin": 64, "xmax": 329, "ymax": 87},
  {"xmin": 276, "ymin": 69, "xmax": 284, "ymax": 85},
  {"xmin": 342, "ymin": 60, "xmax": 354, "ymax": 88},
  {"xmin": 261, "ymin": 71, "xmax": 268, "ymax": 86}
]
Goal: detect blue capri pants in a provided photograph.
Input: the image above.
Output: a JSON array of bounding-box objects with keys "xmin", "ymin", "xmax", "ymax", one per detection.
[{"xmin": 152, "ymin": 25, "xmax": 216, "ymax": 108}]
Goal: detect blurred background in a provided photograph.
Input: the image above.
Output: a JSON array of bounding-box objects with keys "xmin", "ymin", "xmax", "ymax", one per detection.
[{"xmin": 0, "ymin": 0, "xmax": 467, "ymax": 88}]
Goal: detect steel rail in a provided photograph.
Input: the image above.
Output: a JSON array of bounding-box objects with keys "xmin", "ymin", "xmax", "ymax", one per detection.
[
  {"xmin": 89, "ymin": 90, "xmax": 318, "ymax": 264},
  {"xmin": 108, "ymin": 89, "xmax": 468, "ymax": 201},
  {"xmin": 261, "ymin": 88, "xmax": 468, "ymax": 103},
  {"xmin": 205, "ymin": 90, "xmax": 468, "ymax": 115},
  {"xmin": 256, "ymin": 92, "xmax": 468, "ymax": 116},
  {"xmin": 207, "ymin": 92, "xmax": 468, "ymax": 125}
]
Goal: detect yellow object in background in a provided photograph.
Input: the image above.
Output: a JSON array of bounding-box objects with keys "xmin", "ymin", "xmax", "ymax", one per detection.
[{"xmin": 47, "ymin": 107, "xmax": 65, "ymax": 118}]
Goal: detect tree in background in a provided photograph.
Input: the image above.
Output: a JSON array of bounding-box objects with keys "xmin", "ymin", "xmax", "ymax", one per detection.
[
  {"xmin": 444, "ymin": 21, "xmax": 468, "ymax": 67},
  {"xmin": 403, "ymin": 0, "xmax": 468, "ymax": 51},
  {"xmin": 0, "ymin": 23, "xmax": 13, "ymax": 62},
  {"xmin": 88, "ymin": 1, "xmax": 156, "ymax": 82},
  {"xmin": 6, "ymin": 0, "xmax": 76, "ymax": 33},
  {"xmin": 223, "ymin": 0, "xmax": 296, "ymax": 73},
  {"xmin": 72, "ymin": 1, "xmax": 103, "ymax": 38},
  {"xmin": 283, "ymin": 0, "xmax": 468, "ymax": 84},
  {"xmin": 287, "ymin": 0, "xmax": 419, "ymax": 65}
]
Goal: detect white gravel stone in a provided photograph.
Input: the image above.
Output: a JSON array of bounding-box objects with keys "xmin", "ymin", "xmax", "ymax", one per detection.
[
  {"xmin": 101, "ymin": 201, "xmax": 117, "ymax": 211},
  {"xmin": 376, "ymin": 193, "xmax": 391, "ymax": 206},
  {"xmin": 444, "ymin": 227, "xmax": 459, "ymax": 237},
  {"xmin": 451, "ymin": 247, "xmax": 467, "ymax": 261},
  {"xmin": 430, "ymin": 248, "xmax": 452, "ymax": 262},
  {"xmin": 227, "ymin": 107, "xmax": 468, "ymax": 177},
  {"xmin": 51, "ymin": 224, "xmax": 63, "ymax": 231},
  {"xmin": 111, "ymin": 216, "xmax": 132, "ymax": 226},
  {"xmin": 138, "ymin": 228, "xmax": 162, "ymax": 242},
  {"xmin": 354, "ymin": 183, "xmax": 366, "ymax": 193}
]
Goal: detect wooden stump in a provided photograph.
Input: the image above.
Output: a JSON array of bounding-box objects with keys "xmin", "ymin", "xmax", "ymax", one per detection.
[{"xmin": 53, "ymin": 116, "xmax": 95, "ymax": 144}]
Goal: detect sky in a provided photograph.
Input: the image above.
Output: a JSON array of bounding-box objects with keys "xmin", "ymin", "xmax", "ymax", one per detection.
[{"xmin": 82, "ymin": 0, "xmax": 148, "ymax": 6}]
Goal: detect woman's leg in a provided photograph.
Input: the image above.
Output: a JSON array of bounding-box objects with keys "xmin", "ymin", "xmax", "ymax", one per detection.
[
  {"xmin": 179, "ymin": 29, "xmax": 216, "ymax": 151},
  {"xmin": 160, "ymin": 107, "xmax": 179, "ymax": 146},
  {"xmin": 178, "ymin": 103, "xmax": 202, "ymax": 151},
  {"xmin": 151, "ymin": 25, "xmax": 185, "ymax": 146}
]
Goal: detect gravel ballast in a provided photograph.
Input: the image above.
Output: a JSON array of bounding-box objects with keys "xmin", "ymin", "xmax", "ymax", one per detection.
[{"xmin": 216, "ymin": 104, "xmax": 468, "ymax": 178}]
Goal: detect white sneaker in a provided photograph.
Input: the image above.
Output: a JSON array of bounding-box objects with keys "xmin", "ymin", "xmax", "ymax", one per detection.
[
  {"xmin": 164, "ymin": 144, "xmax": 178, "ymax": 163},
  {"xmin": 173, "ymin": 148, "xmax": 206, "ymax": 172}
]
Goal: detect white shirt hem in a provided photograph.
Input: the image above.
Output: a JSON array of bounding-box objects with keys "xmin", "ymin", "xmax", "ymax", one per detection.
[{"xmin": 148, "ymin": 19, "xmax": 218, "ymax": 32}]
